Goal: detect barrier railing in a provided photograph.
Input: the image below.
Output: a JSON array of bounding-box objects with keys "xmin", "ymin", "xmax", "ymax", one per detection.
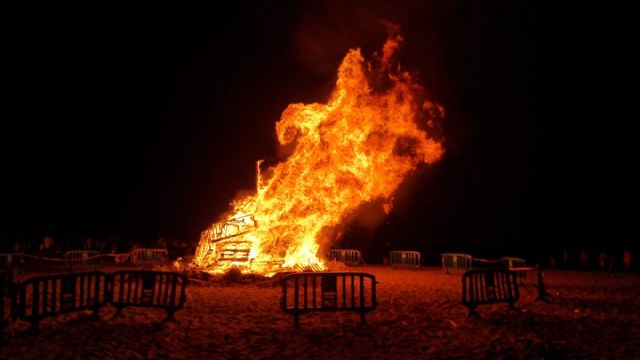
[
  {"xmin": 389, "ymin": 251, "xmax": 421, "ymax": 269},
  {"xmin": 498, "ymin": 257, "xmax": 527, "ymax": 283},
  {"xmin": 461, "ymin": 268, "xmax": 519, "ymax": 316},
  {"xmin": 131, "ymin": 249, "xmax": 169, "ymax": 266},
  {"xmin": 499, "ymin": 257, "xmax": 526, "ymax": 269},
  {"xmin": 64, "ymin": 250, "xmax": 102, "ymax": 267},
  {"xmin": 0, "ymin": 270, "xmax": 187, "ymax": 332},
  {"xmin": 0, "ymin": 253, "xmax": 24, "ymax": 268},
  {"xmin": 0, "ymin": 250, "xmax": 171, "ymax": 274},
  {"xmin": 16, "ymin": 272, "xmax": 110, "ymax": 330},
  {"xmin": 280, "ymin": 272, "xmax": 377, "ymax": 326},
  {"xmin": 18, "ymin": 254, "xmax": 68, "ymax": 273},
  {"xmin": 471, "ymin": 257, "xmax": 529, "ymax": 283},
  {"xmin": 328, "ymin": 249, "xmax": 363, "ymax": 266},
  {"xmin": 0, "ymin": 253, "xmax": 62, "ymax": 273},
  {"xmin": 508, "ymin": 266, "xmax": 547, "ymax": 301},
  {"xmin": 110, "ymin": 271, "xmax": 187, "ymax": 321},
  {"xmin": 441, "ymin": 253, "xmax": 472, "ymax": 274},
  {"xmin": 100, "ymin": 253, "xmax": 135, "ymax": 265}
]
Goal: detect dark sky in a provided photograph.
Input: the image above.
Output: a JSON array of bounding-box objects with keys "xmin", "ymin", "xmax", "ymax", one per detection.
[{"xmin": 3, "ymin": 2, "xmax": 625, "ymax": 259}]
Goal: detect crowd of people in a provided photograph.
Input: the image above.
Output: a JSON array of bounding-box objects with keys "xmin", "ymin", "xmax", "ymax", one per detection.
[
  {"xmin": 546, "ymin": 249, "xmax": 634, "ymax": 272},
  {"xmin": 3, "ymin": 235, "xmax": 195, "ymax": 260},
  {"xmin": 3, "ymin": 237, "xmax": 636, "ymax": 273}
]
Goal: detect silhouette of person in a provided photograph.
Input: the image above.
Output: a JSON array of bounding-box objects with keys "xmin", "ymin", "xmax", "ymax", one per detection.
[
  {"xmin": 39, "ymin": 235, "xmax": 55, "ymax": 257},
  {"xmin": 83, "ymin": 237, "xmax": 95, "ymax": 251},
  {"xmin": 623, "ymin": 249, "xmax": 632, "ymax": 272}
]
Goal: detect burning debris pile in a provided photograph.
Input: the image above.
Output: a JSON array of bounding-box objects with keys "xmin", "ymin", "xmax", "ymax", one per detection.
[
  {"xmin": 192, "ymin": 32, "xmax": 444, "ymax": 276},
  {"xmin": 194, "ymin": 215, "xmax": 257, "ymax": 267}
]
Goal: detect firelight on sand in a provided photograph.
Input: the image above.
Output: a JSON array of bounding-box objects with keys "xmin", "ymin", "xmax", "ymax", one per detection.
[{"xmin": 192, "ymin": 33, "xmax": 444, "ymax": 276}]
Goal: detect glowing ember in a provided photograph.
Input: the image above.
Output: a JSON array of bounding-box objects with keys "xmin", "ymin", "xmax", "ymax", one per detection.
[{"xmin": 193, "ymin": 32, "xmax": 444, "ymax": 276}]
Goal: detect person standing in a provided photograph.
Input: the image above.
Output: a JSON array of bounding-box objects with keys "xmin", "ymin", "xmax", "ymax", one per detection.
[
  {"xmin": 83, "ymin": 237, "xmax": 95, "ymax": 251},
  {"xmin": 39, "ymin": 235, "xmax": 55, "ymax": 257},
  {"xmin": 598, "ymin": 252, "xmax": 607, "ymax": 271},
  {"xmin": 623, "ymin": 249, "xmax": 632, "ymax": 272}
]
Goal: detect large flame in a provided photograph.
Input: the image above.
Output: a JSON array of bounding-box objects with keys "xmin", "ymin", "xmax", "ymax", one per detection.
[{"xmin": 193, "ymin": 34, "xmax": 444, "ymax": 275}]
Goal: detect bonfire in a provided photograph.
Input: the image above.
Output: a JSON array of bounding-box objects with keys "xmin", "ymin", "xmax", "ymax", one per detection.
[{"xmin": 191, "ymin": 32, "xmax": 444, "ymax": 276}]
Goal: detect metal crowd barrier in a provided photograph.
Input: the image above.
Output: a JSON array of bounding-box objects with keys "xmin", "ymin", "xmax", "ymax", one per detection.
[
  {"xmin": 389, "ymin": 251, "xmax": 421, "ymax": 269},
  {"xmin": 0, "ymin": 253, "xmax": 56, "ymax": 273},
  {"xmin": 100, "ymin": 253, "xmax": 134, "ymax": 265},
  {"xmin": 499, "ymin": 257, "xmax": 527, "ymax": 283},
  {"xmin": 461, "ymin": 268, "xmax": 520, "ymax": 316},
  {"xmin": 328, "ymin": 249, "xmax": 363, "ymax": 266},
  {"xmin": 0, "ymin": 253, "xmax": 24, "ymax": 268},
  {"xmin": 470, "ymin": 256, "xmax": 529, "ymax": 284},
  {"xmin": 0, "ymin": 249, "xmax": 171, "ymax": 274},
  {"xmin": 441, "ymin": 253, "xmax": 472, "ymax": 274},
  {"xmin": 280, "ymin": 272, "xmax": 377, "ymax": 326},
  {"xmin": 508, "ymin": 266, "xmax": 548, "ymax": 301},
  {"xmin": 131, "ymin": 249, "xmax": 169, "ymax": 266},
  {"xmin": 499, "ymin": 257, "xmax": 526, "ymax": 269},
  {"xmin": 16, "ymin": 272, "xmax": 110, "ymax": 330},
  {"xmin": 64, "ymin": 250, "xmax": 102, "ymax": 267},
  {"xmin": 19, "ymin": 254, "xmax": 68, "ymax": 273},
  {"xmin": 111, "ymin": 271, "xmax": 187, "ymax": 321},
  {"xmin": 0, "ymin": 270, "xmax": 187, "ymax": 332}
]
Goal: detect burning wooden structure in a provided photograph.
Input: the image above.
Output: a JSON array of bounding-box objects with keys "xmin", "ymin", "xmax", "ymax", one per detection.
[
  {"xmin": 192, "ymin": 214, "xmax": 261, "ymax": 272},
  {"xmin": 190, "ymin": 30, "xmax": 444, "ymax": 277}
]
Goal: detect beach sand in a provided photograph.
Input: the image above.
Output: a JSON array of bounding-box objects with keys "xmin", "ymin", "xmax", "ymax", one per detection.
[{"xmin": 2, "ymin": 266, "xmax": 639, "ymax": 358}]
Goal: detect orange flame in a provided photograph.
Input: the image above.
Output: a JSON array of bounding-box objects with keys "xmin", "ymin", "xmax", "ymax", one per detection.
[{"xmin": 193, "ymin": 34, "xmax": 444, "ymax": 276}]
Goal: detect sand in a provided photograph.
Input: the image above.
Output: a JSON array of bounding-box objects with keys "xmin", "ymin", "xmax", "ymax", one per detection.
[{"xmin": 2, "ymin": 266, "xmax": 639, "ymax": 359}]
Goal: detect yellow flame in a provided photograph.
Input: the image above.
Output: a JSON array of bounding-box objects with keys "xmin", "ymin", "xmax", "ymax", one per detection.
[{"xmin": 194, "ymin": 35, "xmax": 444, "ymax": 276}]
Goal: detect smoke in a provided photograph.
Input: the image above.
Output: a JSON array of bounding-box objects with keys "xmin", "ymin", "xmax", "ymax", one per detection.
[{"xmin": 292, "ymin": 1, "xmax": 409, "ymax": 77}]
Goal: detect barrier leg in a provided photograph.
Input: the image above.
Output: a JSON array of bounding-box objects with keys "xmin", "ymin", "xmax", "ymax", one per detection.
[
  {"xmin": 163, "ymin": 310, "xmax": 177, "ymax": 323},
  {"xmin": 112, "ymin": 306, "xmax": 124, "ymax": 319},
  {"xmin": 508, "ymin": 302, "xmax": 520, "ymax": 313},
  {"xmin": 536, "ymin": 267, "xmax": 548, "ymax": 302},
  {"xmin": 360, "ymin": 313, "xmax": 367, "ymax": 324},
  {"xmin": 28, "ymin": 320, "xmax": 40, "ymax": 334},
  {"xmin": 293, "ymin": 313, "xmax": 299, "ymax": 328}
]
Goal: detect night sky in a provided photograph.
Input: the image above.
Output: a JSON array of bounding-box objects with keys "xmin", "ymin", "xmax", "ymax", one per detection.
[{"xmin": 3, "ymin": 2, "xmax": 624, "ymax": 261}]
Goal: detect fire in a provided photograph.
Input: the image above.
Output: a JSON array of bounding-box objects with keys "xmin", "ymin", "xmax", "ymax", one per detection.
[{"xmin": 193, "ymin": 33, "xmax": 444, "ymax": 276}]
